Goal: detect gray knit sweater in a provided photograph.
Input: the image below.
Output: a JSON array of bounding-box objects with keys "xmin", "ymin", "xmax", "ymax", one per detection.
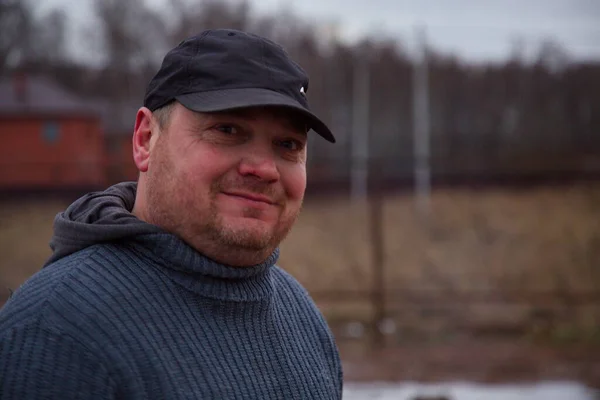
[{"xmin": 0, "ymin": 182, "xmax": 343, "ymax": 399}]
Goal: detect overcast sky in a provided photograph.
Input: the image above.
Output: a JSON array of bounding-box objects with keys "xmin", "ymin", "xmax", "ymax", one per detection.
[{"xmin": 41, "ymin": 0, "xmax": 600, "ymax": 63}]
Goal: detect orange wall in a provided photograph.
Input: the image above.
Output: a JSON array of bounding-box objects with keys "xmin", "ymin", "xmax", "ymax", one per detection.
[{"xmin": 0, "ymin": 116, "xmax": 107, "ymax": 188}]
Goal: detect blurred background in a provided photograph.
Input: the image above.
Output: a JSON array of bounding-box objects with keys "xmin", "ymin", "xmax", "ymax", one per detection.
[{"xmin": 1, "ymin": 0, "xmax": 599, "ymax": 398}]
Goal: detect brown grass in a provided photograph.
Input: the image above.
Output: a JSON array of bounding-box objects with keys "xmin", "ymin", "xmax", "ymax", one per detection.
[
  {"xmin": 3, "ymin": 186, "xmax": 599, "ymax": 383},
  {"xmin": 2, "ymin": 184, "xmax": 599, "ymax": 293},
  {"xmin": 276, "ymin": 183, "xmax": 600, "ymax": 340},
  {"xmin": 1, "ymin": 184, "xmax": 599, "ymax": 337},
  {"xmin": 0, "ymin": 198, "xmax": 68, "ymax": 290},
  {"xmin": 279, "ymin": 183, "xmax": 600, "ymax": 294}
]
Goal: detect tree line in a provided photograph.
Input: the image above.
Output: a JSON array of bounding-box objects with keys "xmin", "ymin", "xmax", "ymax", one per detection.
[{"xmin": 2, "ymin": 0, "xmax": 599, "ymax": 186}]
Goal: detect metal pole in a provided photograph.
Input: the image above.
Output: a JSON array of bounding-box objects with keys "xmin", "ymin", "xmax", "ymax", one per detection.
[
  {"xmin": 369, "ymin": 171, "xmax": 386, "ymax": 348},
  {"xmin": 412, "ymin": 25, "xmax": 431, "ymax": 217},
  {"xmin": 351, "ymin": 53, "xmax": 370, "ymax": 202}
]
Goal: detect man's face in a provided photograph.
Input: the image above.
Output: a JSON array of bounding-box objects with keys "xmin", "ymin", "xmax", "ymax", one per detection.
[{"xmin": 142, "ymin": 103, "xmax": 308, "ymax": 266}]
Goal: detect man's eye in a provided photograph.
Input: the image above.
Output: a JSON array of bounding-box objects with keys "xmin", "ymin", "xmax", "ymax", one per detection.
[
  {"xmin": 278, "ymin": 139, "xmax": 302, "ymax": 151},
  {"xmin": 215, "ymin": 125, "xmax": 238, "ymax": 135}
]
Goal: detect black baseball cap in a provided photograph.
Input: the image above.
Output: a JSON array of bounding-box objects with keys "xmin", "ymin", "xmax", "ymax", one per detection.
[{"xmin": 144, "ymin": 29, "xmax": 335, "ymax": 143}]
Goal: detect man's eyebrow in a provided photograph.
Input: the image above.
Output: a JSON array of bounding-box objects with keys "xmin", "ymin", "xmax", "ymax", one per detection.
[{"xmin": 206, "ymin": 110, "xmax": 309, "ymax": 135}]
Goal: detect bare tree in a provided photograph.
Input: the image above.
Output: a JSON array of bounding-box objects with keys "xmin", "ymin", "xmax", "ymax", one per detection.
[
  {"xmin": 0, "ymin": 0, "xmax": 31, "ymax": 71},
  {"xmin": 169, "ymin": 0, "xmax": 251, "ymax": 44},
  {"xmin": 93, "ymin": 0, "xmax": 169, "ymax": 99},
  {"xmin": 3, "ymin": 0, "xmax": 598, "ymax": 178},
  {"xmin": 29, "ymin": 8, "xmax": 67, "ymax": 65}
]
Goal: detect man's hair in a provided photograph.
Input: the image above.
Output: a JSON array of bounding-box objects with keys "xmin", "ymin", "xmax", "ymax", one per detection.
[{"xmin": 152, "ymin": 101, "xmax": 176, "ymax": 132}]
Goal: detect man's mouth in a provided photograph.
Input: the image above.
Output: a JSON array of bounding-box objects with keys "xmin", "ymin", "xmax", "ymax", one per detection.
[{"xmin": 222, "ymin": 191, "xmax": 276, "ymax": 205}]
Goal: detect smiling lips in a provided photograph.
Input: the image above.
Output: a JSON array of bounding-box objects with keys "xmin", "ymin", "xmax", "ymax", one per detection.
[{"xmin": 222, "ymin": 191, "xmax": 277, "ymax": 206}]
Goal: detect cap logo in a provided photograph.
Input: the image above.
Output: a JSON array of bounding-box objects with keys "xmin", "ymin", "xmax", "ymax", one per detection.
[{"xmin": 300, "ymin": 86, "xmax": 306, "ymax": 96}]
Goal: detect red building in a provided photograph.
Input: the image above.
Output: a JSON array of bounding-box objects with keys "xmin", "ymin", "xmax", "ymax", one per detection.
[
  {"xmin": 98, "ymin": 102, "xmax": 140, "ymax": 185},
  {"xmin": 0, "ymin": 73, "xmax": 106, "ymax": 190}
]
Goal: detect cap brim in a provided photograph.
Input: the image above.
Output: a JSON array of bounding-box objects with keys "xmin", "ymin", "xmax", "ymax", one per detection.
[{"xmin": 175, "ymin": 88, "xmax": 335, "ymax": 143}]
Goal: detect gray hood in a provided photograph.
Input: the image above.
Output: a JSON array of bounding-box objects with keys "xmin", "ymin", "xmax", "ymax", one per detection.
[{"xmin": 45, "ymin": 182, "xmax": 162, "ymax": 267}]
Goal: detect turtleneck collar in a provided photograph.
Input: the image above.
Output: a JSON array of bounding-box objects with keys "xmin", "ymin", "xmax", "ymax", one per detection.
[
  {"xmin": 47, "ymin": 181, "xmax": 279, "ymax": 302},
  {"xmin": 131, "ymin": 232, "xmax": 279, "ymax": 302}
]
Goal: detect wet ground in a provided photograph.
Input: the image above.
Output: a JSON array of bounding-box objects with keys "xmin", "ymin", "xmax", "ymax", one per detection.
[
  {"xmin": 340, "ymin": 340, "xmax": 600, "ymax": 391},
  {"xmin": 342, "ymin": 381, "xmax": 599, "ymax": 400}
]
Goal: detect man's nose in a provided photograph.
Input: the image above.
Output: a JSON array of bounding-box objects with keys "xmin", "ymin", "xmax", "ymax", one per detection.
[{"xmin": 237, "ymin": 148, "xmax": 280, "ymax": 182}]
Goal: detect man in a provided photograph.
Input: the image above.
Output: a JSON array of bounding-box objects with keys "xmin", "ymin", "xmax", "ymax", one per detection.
[{"xmin": 0, "ymin": 29, "xmax": 342, "ymax": 399}]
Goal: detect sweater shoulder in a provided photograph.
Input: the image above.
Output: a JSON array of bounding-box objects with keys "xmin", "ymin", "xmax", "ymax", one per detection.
[
  {"xmin": 271, "ymin": 266, "xmax": 327, "ymax": 321},
  {"xmin": 0, "ymin": 243, "xmax": 140, "ymax": 339},
  {"xmin": 272, "ymin": 265, "xmax": 311, "ymax": 297},
  {"xmin": 272, "ymin": 265, "xmax": 343, "ymax": 383}
]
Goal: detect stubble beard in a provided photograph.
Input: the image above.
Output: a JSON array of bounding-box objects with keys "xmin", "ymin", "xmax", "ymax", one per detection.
[
  {"xmin": 145, "ymin": 149, "xmax": 301, "ymax": 266},
  {"xmin": 202, "ymin": 193, "xmax": 297, "ymax": 252}
]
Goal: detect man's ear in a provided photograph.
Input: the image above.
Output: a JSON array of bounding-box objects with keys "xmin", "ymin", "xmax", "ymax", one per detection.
[{"xmin": 132, "ymin": 107, "xmax": 156, "ymax": 173}]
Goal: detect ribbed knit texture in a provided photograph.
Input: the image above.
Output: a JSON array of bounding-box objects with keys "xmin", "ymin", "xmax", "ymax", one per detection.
[{"xmin": 0, "ymin": 183, "xmax": 343, "ymax": 399}]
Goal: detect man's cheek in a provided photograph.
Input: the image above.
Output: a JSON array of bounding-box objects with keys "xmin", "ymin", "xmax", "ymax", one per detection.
[{"xmin": 288, "ymin": 174, "xmax": 307, "ymax": 200}]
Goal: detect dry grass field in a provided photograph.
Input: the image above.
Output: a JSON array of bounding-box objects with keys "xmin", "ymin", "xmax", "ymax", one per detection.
[
  {"xmin": 1, "ymin": 183, "xmax": 599, "ymax": 341},
  {"xmin": 0, "ymin": 197, "xmax": 68, "ymax": 291},
  {"xmin": 278, "ymin": 183, "xmax": 600, "ymax": 343},
  {"xmin": 2, "ymin": 183, "xmax": 600, "ymax": 384},
  {"xmin": 280, "ymin": 183, "xmax": 600, "ymax": 294}
]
